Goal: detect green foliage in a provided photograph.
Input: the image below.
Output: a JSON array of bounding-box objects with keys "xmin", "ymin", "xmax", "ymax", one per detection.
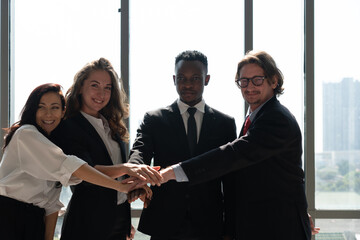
[
  {"xmin": 318, "ymin": 167, "xmax": 338, "ymax": 180},
  {"xmin": 337, "ymin": 160, "xmax": 350, "ymax": 176},
  {"xmin": 317, "ymin": 167, "xmax": 360, "ymax": 194}
]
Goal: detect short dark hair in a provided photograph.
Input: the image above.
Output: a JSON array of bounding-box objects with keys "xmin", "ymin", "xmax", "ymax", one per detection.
[
  {"xmin": 236, "ymin": 50, "xmax": 284, "ymax": 96},
  {"xmin": 3, "ymin": 83, "xmax": 65, "ymax": 151},
  {"xmin": 175, "ymin": 50, "xmax": 208, "ymax": 73}
]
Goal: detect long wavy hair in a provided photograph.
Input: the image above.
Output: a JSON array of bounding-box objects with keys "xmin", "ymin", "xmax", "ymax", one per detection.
[
  {"xmin": 65, "ymin": 58, "xmax": 129, "ymax": 142},
  {"xmin": 2, "ymin": 83, "xmax": 65, "ymax": 152}
]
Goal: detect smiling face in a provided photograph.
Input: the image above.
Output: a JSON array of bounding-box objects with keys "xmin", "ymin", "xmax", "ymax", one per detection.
[
  {"xmin": 36, "ymin": 91, "xmax": 65, "ymax": 135},
  {"xmin": 173, "ymin": 60, "xmax": 210, "ymax": 106},
  {"xmin": 239, "ymin": 63, "xmax": 277, "ymax": 111},
  {"xmin": 80, "ymin": 70, "xmax": 112, "ymax": 117}
]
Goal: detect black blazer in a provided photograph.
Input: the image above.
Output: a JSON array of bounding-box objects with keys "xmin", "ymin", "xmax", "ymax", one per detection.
[
  {"xmin": 128, "ymin": 101, "xmax": 237, "ymax": 239},
  {"xmin": 180, "ymin": 96, "xmax": 311, "ymax": 240},
  {"xmin": 51, "ymin": 113, "xmax": 131, "ymax": 240}
]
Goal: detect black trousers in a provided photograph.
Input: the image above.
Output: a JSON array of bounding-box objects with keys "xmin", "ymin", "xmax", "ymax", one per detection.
[
  {"xmin": 0, "ymin": 195, "xmax": 45, "ymax": 240},
  {"xmin": 106, "ymin": 202, "xmax": 130, "ymax": 240}
]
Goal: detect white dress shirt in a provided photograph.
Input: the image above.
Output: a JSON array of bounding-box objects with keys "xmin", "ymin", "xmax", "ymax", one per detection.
[
  {"xmin": 172, "ymin": 99, "xmax": 206, "ymax": 181},
  {"xmin": 177, "ymin": 98, "xmax": 205, "ymax": 143},
  {"xmin": 81, "ymin": 112, "xmax": 127, "ymax": 204},
  {"xmin": 0, "ymin": 125, "xmax": 85, "ymax": 215}
]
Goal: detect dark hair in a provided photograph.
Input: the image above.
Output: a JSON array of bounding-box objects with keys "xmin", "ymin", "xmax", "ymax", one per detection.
[
  {"xmin": 175, "ymin": 50, "xmax": 208, "ymax": 73},
  {"xmin": 65, "ymin": 58, "xmax": 129, "ymax": 142},
  {"xmin": 2, "ymin": 83, "xmax": 65, "ymax": 151},
  {"xmin": 236, "ymin": 50, "xmax": 284, "ymax": 96}
]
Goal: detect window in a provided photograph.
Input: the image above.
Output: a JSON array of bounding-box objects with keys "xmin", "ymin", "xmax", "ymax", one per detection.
[
  {"xmin": 314, "ymin": 0, "xmax": 360, "ymax": 237},
  {"xmin": 12, "ymin": 0, "xmax": 121, "ymax": 122},
  {"xmin": 11, "ymin": 1, "xmax": 121, "ymax": 238},
  {"xmin": 129, "ymin": 0, "xmax": 245, "ymax": 149},
  {"xmin": 253, "ymin": 0, "xmax": 304, "ymax": 141},
  {"xmin": 2, "ymin": 0, "xmax": 359, "ymax": 239}
]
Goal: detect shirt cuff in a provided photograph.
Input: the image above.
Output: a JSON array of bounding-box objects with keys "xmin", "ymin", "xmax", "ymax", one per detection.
[
  {"xmin": 172, "ymin": 164, "xmax": 189, "ymax": 182},
  {"xmin": 59, "ymin": 155, "xmax": 86, "ymax": 186},
  {"xmin": 45, "ymin": 199, "xmax": 64, "ymax": 216}
]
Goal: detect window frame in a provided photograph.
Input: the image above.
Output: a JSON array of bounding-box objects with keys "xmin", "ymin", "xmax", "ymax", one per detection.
[{"xmin": 0, "ymin": 0, "xmax": 11, "ymax": 150}]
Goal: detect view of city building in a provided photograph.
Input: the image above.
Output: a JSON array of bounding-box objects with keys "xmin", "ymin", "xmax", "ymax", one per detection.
[
  {"xmin": 316, "ymin": 78, "xmax": 360, "ymax": 213},
  {"xmin": 323, "ymin": 78, "xmax": 360, "ymax": 151}
]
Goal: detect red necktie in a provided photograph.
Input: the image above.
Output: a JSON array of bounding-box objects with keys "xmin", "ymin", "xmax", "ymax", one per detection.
[{"xmin": 243, "ymin": 116, "xmax": 251, "ymax": 135}]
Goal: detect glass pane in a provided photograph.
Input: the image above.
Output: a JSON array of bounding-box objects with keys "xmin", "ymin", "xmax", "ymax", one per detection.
[
  {"xmin": 315, "ymin": 219, "xmax": 360, "ymax": 239},
  {"xmin": 12, "ymin": 0, "xmax": 121, "ymax": 123},
  {"xmin": 12, "ymin": 1, "xmax": 121, "ymax": 238},
  {"xmin": 253, "ymin": 0, "xmax": 304, "ymax": 133},
  {"xmin": 315, "ymin": 0, "xmax": 360, "ymax": 210},
  {"xmin": 129, "ymin": 0, "xmax": 245, "ymax": 153}
]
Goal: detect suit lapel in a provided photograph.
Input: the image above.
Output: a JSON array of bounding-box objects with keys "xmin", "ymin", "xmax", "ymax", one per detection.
[
  {"xmin": 167, "ymin": 101, "xmax": 192, "ymax": 156},
  {"xmin": 239, "ymin": 120, "xmax": 246, "ymax": 137},
  {"xmin": 73, "ymin": 113, "xmax": 113, "ymax": 165},
  {"xmin": 198, "ymin": 104, "xmax": 214, "ymax": 146},
  {"xmin": 115, "ymin": 133, "xmax": 127, "ymax": 163},
  {"xmin": 239, "ymin": 95, "xmax": 277, "ymax": 138},
  {"xmin": 252, "ymin": 95, "xmax": 277, "ymax": 122}
]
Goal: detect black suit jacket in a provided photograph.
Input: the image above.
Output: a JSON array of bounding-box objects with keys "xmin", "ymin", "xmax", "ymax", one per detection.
[
  {"xmin": 181, "ymin": 96, "xmax": 311, "ymax": 240},
  {"xmin": 128, "ymin": 101, "xmax": 237, "ymax": 239},
  {"xmin": 51, "ymin": 113, "xmax": 131, "ymax": 240}
]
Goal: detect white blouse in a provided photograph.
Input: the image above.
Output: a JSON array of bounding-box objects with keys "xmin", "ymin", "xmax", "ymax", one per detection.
[
  {"xmin": 0, "ymin": 125, "xmax": 86, "ymax": 215},
  {"xmin": 81, "ymin": 112, "xmax": 127, "ymax": 205}
]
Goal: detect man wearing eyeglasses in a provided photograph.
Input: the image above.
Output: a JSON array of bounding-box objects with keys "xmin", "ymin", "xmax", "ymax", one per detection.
[{"xmin": 159, "ymin": 50, "xmax": 316, "ymax": 240}]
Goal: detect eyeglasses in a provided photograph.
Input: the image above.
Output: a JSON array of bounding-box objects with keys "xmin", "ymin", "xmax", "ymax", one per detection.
[{"xmin": 235, "ymin": 76, "xmax": 266, "ymax": 88}]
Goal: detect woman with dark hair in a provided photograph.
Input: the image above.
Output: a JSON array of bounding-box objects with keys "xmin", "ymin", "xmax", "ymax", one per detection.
[
  {"xmin": 52, "ymin": 58, "xmax": 162, "ymax": 240},
  {"xmin": 0, "ymin": 83, "xmax": 150, "ymax": 240}
]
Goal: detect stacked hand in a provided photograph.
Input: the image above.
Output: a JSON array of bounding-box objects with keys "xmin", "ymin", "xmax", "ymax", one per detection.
[
  {"xmin": 127, "ymin": 185, "xmax": 153, "ymax": 208},
  {"xmin": 115, "ymin": 164, "xmax": 163, "ymax": 194},
  {"xmin": 122, "ymin": 163, "xmax": 163, "ymax": 186},
  {"xmin": 125, "ymin": 165, "xmax": 163, "ymax": 208},
  {"xmin": 159, "ymin": 166, "xmax": 176, "ymax": 183},
  {"xmin": 124, "ymin": 165, "xmax": 177, "ymax": 207}
]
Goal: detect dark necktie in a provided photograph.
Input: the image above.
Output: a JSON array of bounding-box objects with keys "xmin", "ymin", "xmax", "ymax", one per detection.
[
  {"xmin": 187, "ymin": 107, "xmax": 197, "ymax": 156},
  {"xmin": 243, "ymin": 115, "xmax": 251, "ymax": 135}
]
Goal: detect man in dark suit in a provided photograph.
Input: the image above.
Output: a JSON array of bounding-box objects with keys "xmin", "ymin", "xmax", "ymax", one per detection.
[
  {"xmin": 160, "ymin": 50, "xmax": 313, "ymax": 240},
  {"xmin": 128, "ymin": 50, "xmax": 237, "ymax": 240}
]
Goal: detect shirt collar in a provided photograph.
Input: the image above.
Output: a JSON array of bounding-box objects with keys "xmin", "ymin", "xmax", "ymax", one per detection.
[
  {"xmin": 247, "ymin": 96, "xmax": 273, "ymax": 122},
  {"xmin": 177, "ymin": 99, "xmax": 205, "ymax": 115},
  {"xmin": 81, "ymin": 111, "xmax": 109, "ymax": 131}
]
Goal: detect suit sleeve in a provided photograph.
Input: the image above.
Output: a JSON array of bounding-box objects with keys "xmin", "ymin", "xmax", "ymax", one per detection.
[
  {"xmin": 220, "ymin": 118, "xmax": 237, "ymax": 237},
  {"xmin": 128, "ymin": 112, "xmax": 155, "ymax": 165},
  {"xmin": 181, "ymin": 109, "xmax": 301, "ymax": 185}
]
